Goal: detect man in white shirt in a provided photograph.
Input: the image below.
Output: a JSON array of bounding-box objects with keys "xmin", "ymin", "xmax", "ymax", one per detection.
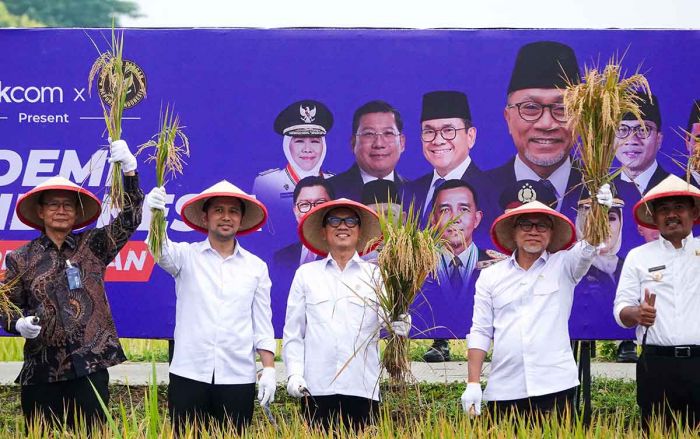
[
  {"xmin": 461, "ymin": 185, "xmax": 612, "ymax": 418},
  {"xmin": 283, "ymin": 198, "xmax": 408, "ymax": 430},
  {"xmin": 145, "ymin": 181, "xmax": 276, "ymax": 433},
  {"xmin": 327, "ymin": 101, "xmax": 409, "ymax": 202},
  {"xmin": 614, "ymin": 174, "xmax": 700, "ymax": 431}
]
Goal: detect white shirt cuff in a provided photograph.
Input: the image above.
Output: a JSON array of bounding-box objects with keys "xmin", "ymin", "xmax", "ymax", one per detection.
[
  {"xmin": 286, "ymin": 362, "xmax": 304, "ymax": 378},
  {"xmin": 613, "ymin": 303, "xmax": 636, "ymax": 328},
  {"xmin": 255, "ymin": 338, "xmax": 276, "ymax": 354},
  {"xmin": 467, "ymin": 333, "xmax": 492, "ymax": 352}
]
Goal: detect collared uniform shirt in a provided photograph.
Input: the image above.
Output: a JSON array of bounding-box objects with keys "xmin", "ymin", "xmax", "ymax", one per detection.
[
  {"xmin": 283, "ymin": 253, "xmax": 383, "ymax": 401},
  {"xmin": 359, "ymin": 167, "xmax": 396, "ymax": 185},
  {"xmin": 514, "ymin": 155, "xmax": 571, "ymax": 212},
  {"xmin": 614, "ymin": 234, "xmax": 700, "ymax": 346},
  {"xmin": 2, "ymin": 174, "xmax": 143, "ymax": 385},
  {"xmin": 469, "ymin": 241, "xmax": 596, "ymax": 401},
  {"xmin": 157, "ymin": 238, "xmax": 275, "ymax": 385}
]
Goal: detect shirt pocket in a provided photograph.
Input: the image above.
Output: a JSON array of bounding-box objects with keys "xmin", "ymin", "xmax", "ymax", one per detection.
[
  {"xmin": 306, "ymin": 292, "xmax": 332, "ymax": 326},
  {"xmin": 492, "ymin": 288, "xmax": 518, "ymax": 310},
  {"xmin": 347, "ymin": 295, "xmax": 380, "ymax": 332}
]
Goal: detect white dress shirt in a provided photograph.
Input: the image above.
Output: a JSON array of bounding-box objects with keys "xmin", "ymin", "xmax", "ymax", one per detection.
[
  {"xmin": 614, "ymin": 234, "xmax": 700, "ymax": 346},
  {"xmin": 283, "ymin": 252, "xmax": 383, "ymax": 401},
  {"xmin": 514, "ymin": 155, "xmax": 571, "ymax": 212},
  {"xmin": 469, "ymin": 241, "xmax": 596, "ymax": 401},
  {"xmin": 422, "ymin": 157, "xmax": 473, "ymax": 214},
  {"xmin": 620, "ymin": 160, "xmax": 658, "ymax": 194},
  {"xmin": 157, "ymin": 238, "xmax": 275, "ymax": 385}
]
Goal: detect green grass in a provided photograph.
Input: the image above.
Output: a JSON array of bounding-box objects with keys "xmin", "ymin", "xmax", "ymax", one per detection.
[{"xmin": 0, "ymin": 378, "xmax": 692, "ymax": 438}]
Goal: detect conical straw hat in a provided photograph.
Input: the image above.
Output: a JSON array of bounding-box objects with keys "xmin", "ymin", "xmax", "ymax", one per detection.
[
  {"xmin": 298, "ymin": 198, "xmax": 382, "ymax": 257},
  {"xmin": 490, "ymin": 200, "xmax": 576, "ymax": 255},
  {"xmin": 16, "ymin": 176, "xmax": 101, "ymax": 230},
  {"xmin": 633, "ymin": 174, "xmax": 700, "ymax": 229},
  {"xmin": 180, "ymin": 180, "xmax": 267, "ymax": 235}
]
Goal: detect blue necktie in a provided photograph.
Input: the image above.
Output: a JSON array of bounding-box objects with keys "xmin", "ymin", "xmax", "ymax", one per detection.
[{"xmin": 449, "ymin": 256, "xmax": 464, "ymax": 292}]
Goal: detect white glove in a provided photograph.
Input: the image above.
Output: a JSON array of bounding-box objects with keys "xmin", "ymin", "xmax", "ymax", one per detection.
[
  {"xmin": 16, "ymin": 316, "xmax": 41, "ymax": 339},
  {"xmin": 460, "ymin": 382, "xmax": 483, "ymax": 416},
  {"xmin": 595, "ymin": 183, "xmax": 613, "ymax": 208},
  {"xmin": 257, "ymin": 367, "xmax": 277, "ymax": 405},
  {"xmin": 108, "ymin": 139, "xmax": 138, "ymax": 173},
  {"xmin": 146, "ymin": 187, "xmax": 167, "ymax": 211},
  {"xmin": 390, "ymin": 313, "xmax": 412, "ymax": 337},
  {"xmin": 286, "ymin": 374, "xmax": 307, "ymax": 399}
]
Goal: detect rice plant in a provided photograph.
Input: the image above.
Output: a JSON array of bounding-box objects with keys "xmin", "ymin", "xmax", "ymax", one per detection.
[
  {"xmin": 367, "ymin": 200, "xmax": 449, "ymax": 384},
  {"xmin": 87, "ymin": 26, "xmax": 147, "ymax": 211},
  {"xmin": 136, "ymin": 104, "xmax": 190, "ymax": 261},
  {"xmin": 0, "ymin": 271, "xmax": 22, "ymax": 328},
  {"xmin": 563, "ymin": 55, "xmax": 650, "ymax": 245}
]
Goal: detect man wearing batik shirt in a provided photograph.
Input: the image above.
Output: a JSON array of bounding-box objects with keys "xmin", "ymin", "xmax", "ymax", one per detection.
[{"xmin": 2, "ymin": 140, "xmax": 143, "ymax": 429}]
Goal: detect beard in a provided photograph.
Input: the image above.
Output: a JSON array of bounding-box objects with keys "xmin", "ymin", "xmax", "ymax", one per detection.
[{"xmin": 524, "ymin": 148, "xmax": 568, "ymax": 167}]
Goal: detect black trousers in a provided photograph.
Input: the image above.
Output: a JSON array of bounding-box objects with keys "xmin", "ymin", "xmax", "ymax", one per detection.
[
  {"xmin": 487, "ymin": 386, "xmax": 577, "ymax": 421},
  {"xmin": 300, "ymin": 394, "xmax": 378, "ymax": 431},
  {"xmin": 168, "ymin": 373, "xmax": 255, "ymax": 434},
  {"xmin": 21, "ymin": 369, "xmax": 109, "ymax": 431},
  {"xmin": 637, "ymin": 352, "xmax": 700, "ymax": 432}
]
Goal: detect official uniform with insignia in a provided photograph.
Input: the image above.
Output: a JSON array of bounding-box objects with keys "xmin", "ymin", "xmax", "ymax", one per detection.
[{"xmin": 252, "ymin": 100, "xmax": 334, "ymax": 241}]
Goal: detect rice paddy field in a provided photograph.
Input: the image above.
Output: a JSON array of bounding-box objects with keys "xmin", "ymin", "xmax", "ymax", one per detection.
[{"xmin": 2, "ymin": 338, "xmax": 690, "ymax": 438}]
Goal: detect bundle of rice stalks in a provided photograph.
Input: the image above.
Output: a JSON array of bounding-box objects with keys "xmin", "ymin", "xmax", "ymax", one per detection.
[
  {"xmin": 136, "ymin": 105, "xmax": 190, "ymax": 262},
  {"xmin": 0, "ymin": 270, "xmax": 21, "ymax": 323},
  {"xmin": 367, "ymin": 200, "xmax": 448, "ymax": 383},
  {"xmin": 564, "ymin": 56, "xmax": 650, "ymax": 245},
  {"xmin": 88, "ymin": 27, "xmax": 147, "ymax": 210}
]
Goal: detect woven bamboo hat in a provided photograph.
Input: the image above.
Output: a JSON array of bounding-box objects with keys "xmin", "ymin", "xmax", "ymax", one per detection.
[
  {"xmin": 180, "ymin": 180, "xmax": 267, "ymax": 235},
  {"xmin": 490, "ymin": 200, "xmax": 576, "ymax": 255},
  {"xmin": 633, "ymin": 174, "xmax": 700, "ymax": 229},
  {"xmin": 16, "ymin": 176, "xmax": 101, "ymax": 230},
  {"xmin": 298, "ymin": 198, "xmax": 382, "ymax": 257}
]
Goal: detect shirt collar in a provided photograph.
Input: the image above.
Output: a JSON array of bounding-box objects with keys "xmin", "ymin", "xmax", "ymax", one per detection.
[
  {"xmin": 621, "ymin": 160, "xmax": 657, "ymax": 192},
  {"xmin": 509, "ymin": 248, "xmax": 549, "ymax": 270},
  {"xmin": 431, "ymin": 156, "xmax": 472, "ymax": 183},
  {"xmin": 38, "ymin": 233, "xmax": 77, "ymax": 250},
  {"xmin": 359, "ymin": 166, "xmax": 395, "ymax": 184},
  {"xmin": 658, "ymin": 232, "xmax": 693, "ymax": 251},
  {"xmin": 514, "ymin": 155, "xmax": 571, "ymax": 199},
  {"xmin": 200, "ymin": 238, "xmax": 241, "ymax": 258},
  {"xmin": 324, "ymin": 251, "xmax": 362, "ymax": 269}
]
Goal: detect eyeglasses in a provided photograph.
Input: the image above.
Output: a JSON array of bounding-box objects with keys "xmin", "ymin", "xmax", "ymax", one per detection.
[
  {"xmin": 42, "ymin": 201, "xmax": 76, "ymax": 212},
  {"xmin": 615, "ymin": 124, "xmax": 656, "ymax": 139},
  {"xmin": 507, "ymin": 102, "xmax": 568, "ymax": 123},
  {"xmin": 421, "ymin": 127, "xmax": 467, "ymax": 142},
  {"xmin": 296, "ymin": 199, "xmax": 328, "ymax": 213},
  {"xmin": 515, "ymin": 220, "xmax": 552, "ymax": 232},
  {"xmin": 324, "ymin": 216, "xmax": 361, "ymax": 228},
  {"xmin": 355, "ymin": 130, "xmax": 400, "ymax": 144}
]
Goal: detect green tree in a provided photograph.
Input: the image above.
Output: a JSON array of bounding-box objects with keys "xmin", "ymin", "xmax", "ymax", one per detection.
[
  {"xmin": 3, "ymin": 0, "xmax": 139, "ymax": 27},
  {"xmin": 0, "ymin": 1, "xmax": 43, "ymax": 26}
]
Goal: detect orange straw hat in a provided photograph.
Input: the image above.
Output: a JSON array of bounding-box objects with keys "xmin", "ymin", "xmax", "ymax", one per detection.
[
  {"xmin": 16, "ymin": 176, "xmax": 101, "ymax": 230},
  {"xmin": 633, "ymin": 174, "xmax": 700, "ymax": 229},
  {"xmin": 298, "ymin": 198, "xmax": 382, "ymax": 257},
  {"xmin": 180, "ymin": 180, "xmax": 267, "ymax": 235},
  {"xmin": 490, "ymin": 200, "xmax": 576, "ymax": 255}
]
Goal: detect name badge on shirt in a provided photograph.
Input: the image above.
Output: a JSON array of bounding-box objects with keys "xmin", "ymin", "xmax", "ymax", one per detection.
[
  {"xmin": 695, "ymin": 249, "xmax": 700, "ymax": 256},
  {"xmin": 648, "ymin": 265, "xmax": 665, "ymax": 282}
]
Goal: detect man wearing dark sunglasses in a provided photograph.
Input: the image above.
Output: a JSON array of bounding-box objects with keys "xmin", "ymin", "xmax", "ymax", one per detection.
[{"xmin": 283, "ymin": 199, "xmax": 409, "ymax": 431}]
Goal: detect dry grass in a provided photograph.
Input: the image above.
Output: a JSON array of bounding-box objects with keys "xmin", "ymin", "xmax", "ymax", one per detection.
[
  {"xmin": 87, "ymin": 27, "xmax": 147, "ymax": 211},
  {"xmin": 136, "ymin": 104, "xmax": 189, "ymax": 261},
  {"xmin": 564, "ymin": 55, "xmax": 650, "ymax": 245},
  {"xmin": 0, "ymin": 271, "xmax": 22, "ymax": 327}
]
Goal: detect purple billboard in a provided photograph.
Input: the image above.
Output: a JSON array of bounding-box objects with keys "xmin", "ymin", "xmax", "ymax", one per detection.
[{"xmin": 1, "ymin": 28, "xmax": 698, "ymax": 339}]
